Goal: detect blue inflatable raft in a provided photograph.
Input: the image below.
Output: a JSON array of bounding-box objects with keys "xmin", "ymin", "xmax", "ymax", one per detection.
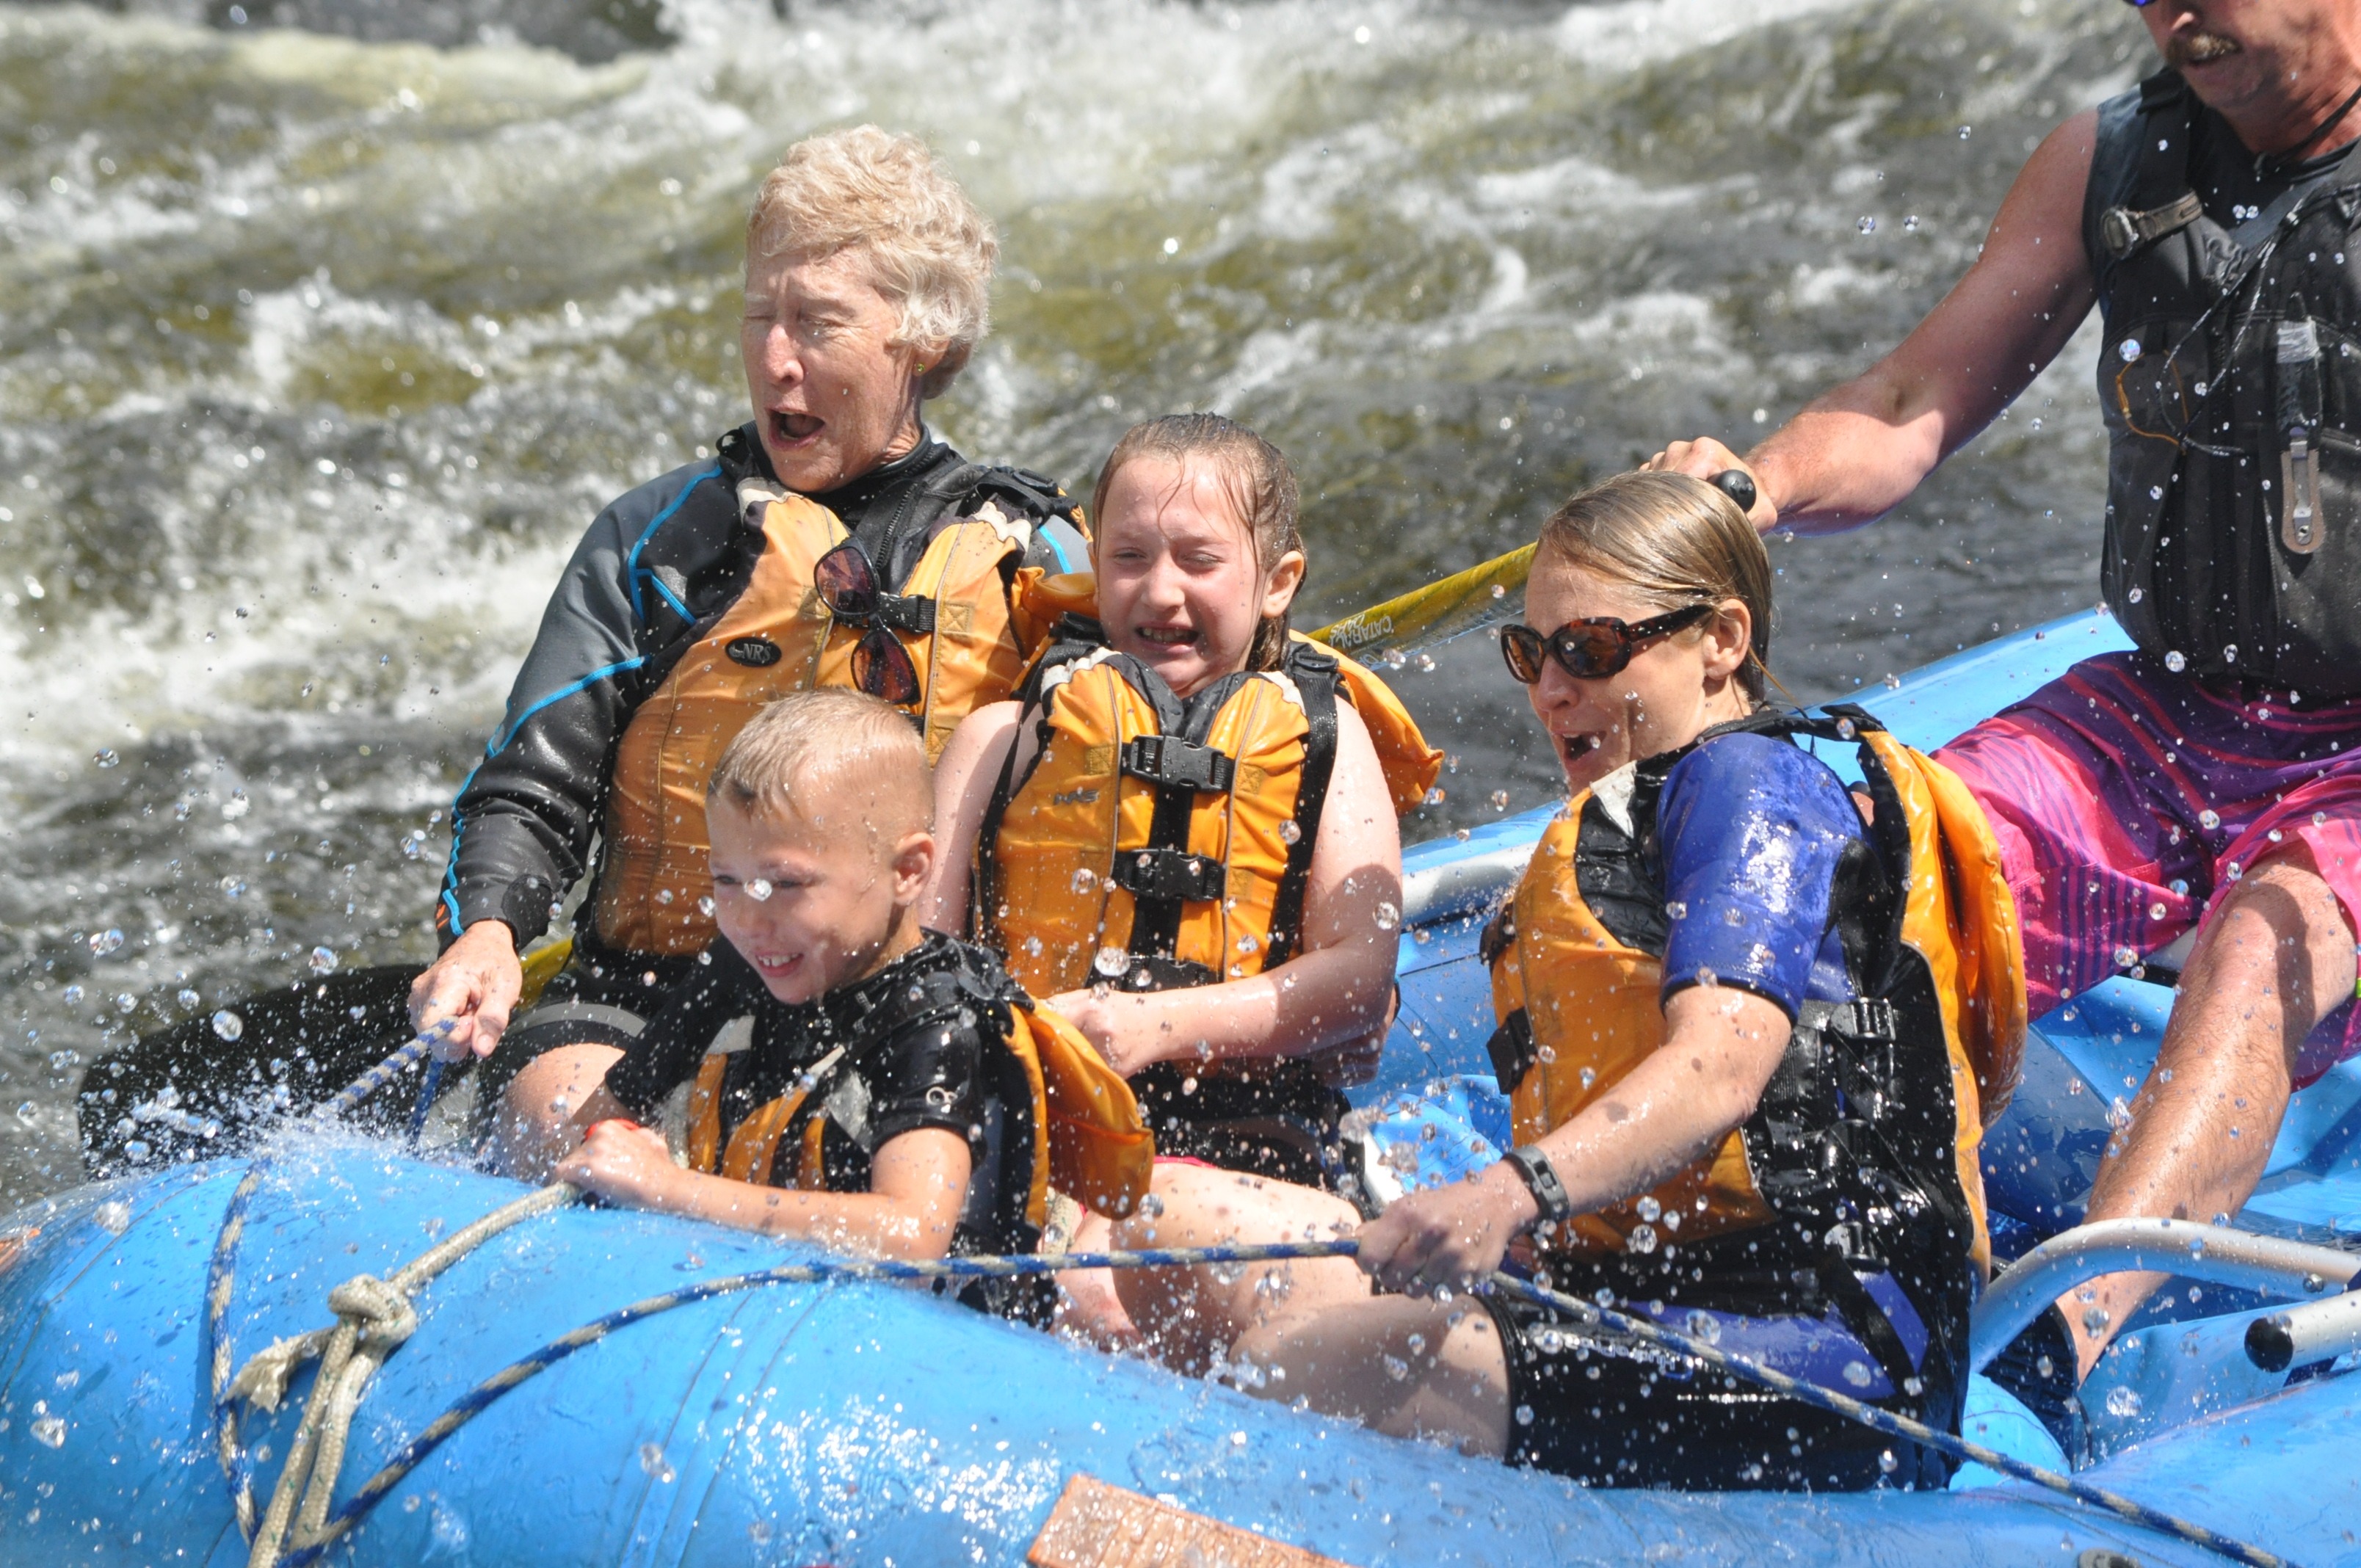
[{"xmin": 4, "ymin": 611, "xmax": 2359, "ymax": 1567}]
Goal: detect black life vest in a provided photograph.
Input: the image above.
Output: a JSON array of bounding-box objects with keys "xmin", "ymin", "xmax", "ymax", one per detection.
[{"xmin": 2089, "ymin": 68, "xmax": 2361, "ymax": 695}]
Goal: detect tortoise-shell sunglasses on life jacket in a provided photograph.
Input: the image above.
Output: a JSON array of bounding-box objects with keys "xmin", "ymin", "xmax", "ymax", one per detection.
[
  {"xmin": 812, "ymin": 541, "xmax": 925, "ymax": 706},
  {"xmin": 1498, "ymin": 603, "xmax": 1715, "ymax": 685}
]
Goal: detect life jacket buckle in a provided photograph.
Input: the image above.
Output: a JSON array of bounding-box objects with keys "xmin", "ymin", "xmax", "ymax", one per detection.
[
  {"xmin": 2100, "ymin": 192, "xmax": 2202, "ymax": 258},
  {"xmin": 1121, "ymin": 735, "xmax": 1238, "ymax": 794},
  {"xmin": 1110, "ymin": 848, "xmax": 1227, "ymax": 903}
]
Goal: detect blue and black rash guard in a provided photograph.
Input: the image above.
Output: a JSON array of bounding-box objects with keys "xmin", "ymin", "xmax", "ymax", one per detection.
[
  {"xmin": 1652, "ymin": 730, "xmax": 1868, "ymax": 1018},
  {"xmin": 436, "ymin": 424, "xmax": 1086, "ymax": 955}
]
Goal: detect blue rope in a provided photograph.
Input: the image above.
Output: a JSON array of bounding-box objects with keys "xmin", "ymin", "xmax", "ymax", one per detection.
[
  {"xmin": 405, "ymin": 1059, "xmax": 446, "ymax": 1146},
  {"xmin": 230, "ymin": 1038, "xmax": 2288, "ymax": 1568},
  {"xmin": 247, "ymin": 1233, "xmax": 2288, "ymax": 1568}
]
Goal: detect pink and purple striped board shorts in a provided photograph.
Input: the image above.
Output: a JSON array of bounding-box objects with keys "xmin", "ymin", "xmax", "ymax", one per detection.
[{"xmin": 1934, "ymin": 651, "xmax": 2361, "ymax": 1084}]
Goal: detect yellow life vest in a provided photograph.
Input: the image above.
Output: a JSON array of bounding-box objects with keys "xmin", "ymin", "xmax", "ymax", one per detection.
[
  {"xmin": 685, "ymin": 982, "xmax": 1152, "ymax": 1229},
  {"xmin": 597, "ymin": 478, "xmax": 1055, "ymax": 957},
  {"xmin": 976, "ymin": 632, "xmax": 1435, "ymax": 1001},
  {"xmin": 1486, "ymin": 709, "xmax": 2025, "ymax": 1278}
]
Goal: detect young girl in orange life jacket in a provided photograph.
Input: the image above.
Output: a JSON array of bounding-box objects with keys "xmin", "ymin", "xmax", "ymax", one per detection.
[{"xmin": 923, "ymin": 414, "xmax": 1439, "ymax": 1326}]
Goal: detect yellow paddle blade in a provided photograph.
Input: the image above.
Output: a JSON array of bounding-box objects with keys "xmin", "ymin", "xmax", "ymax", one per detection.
[
  {"xmin": 517, "ymin": 937, "xmax": 574, "ymax": 1011},
  {"xmin": 1307, "ymin": 542, "xmax": 1536, "ymax": 659}
]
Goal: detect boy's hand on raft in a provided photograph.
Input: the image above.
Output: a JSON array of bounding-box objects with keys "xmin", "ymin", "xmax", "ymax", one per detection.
[
  {"xmin": 555, "ymin": 1119, "xmax": 680, "ymax": 1208},
  {"xmin": 1354, "ymin": 1163, "xmax": 1539, "ymax": 1298},
  {"xmin": 1642, "ymin": 438, "xmax": 1779, "ymax": 530},
  {"xmin": 409, "ymin": 921, "xmax": 523, "ymax": 1061}
]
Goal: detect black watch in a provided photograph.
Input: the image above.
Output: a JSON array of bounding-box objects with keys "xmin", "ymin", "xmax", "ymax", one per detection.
[{"xmin": 1500, "ymin": 1145, "xmax": 1573, "ymax": 1224}]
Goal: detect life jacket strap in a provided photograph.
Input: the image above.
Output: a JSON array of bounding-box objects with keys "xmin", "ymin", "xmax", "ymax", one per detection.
[
  {"xmin": 1110, "ymin": 847, "xmax": 1227, "ymax": 904},
  {"xmin": 1109, "ymin": 955, "xmax": 1222, "ymax": 993},
  {"xmin": 1121, "ymin": 735, "xmax": 1236, "ymax": 794},
  {"xmin": 1485, "ymin": 1006, "xmax": 1538, "ymax": 1096},
  {"xmin": 2100, "ymin": 191, "xmax": 2202, "ymax": 259},
  {"xmin": 870, "ymin": 591, "xmax": 938, "ymax": 636}
]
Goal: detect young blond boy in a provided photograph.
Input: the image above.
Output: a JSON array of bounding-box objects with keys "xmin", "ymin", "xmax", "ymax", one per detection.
[{"xmin": 509, "ymin": 690, "xmax": 1048, "ymax": 1299}]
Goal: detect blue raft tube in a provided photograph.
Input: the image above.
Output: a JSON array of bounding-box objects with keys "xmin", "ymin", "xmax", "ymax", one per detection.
[{"xmin": 4, "ymin": 611, "xmax": 2360, "ymax": 1567}]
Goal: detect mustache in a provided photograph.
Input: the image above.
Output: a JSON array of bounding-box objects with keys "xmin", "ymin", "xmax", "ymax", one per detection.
[{"xmin": 2166, "ymin": 30, "xmax": 2243, "ymax": 67}]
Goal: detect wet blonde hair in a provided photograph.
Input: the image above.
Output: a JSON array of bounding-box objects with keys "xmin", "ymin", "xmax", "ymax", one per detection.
[
  {"xmin": 1089, "ymin": 413, "xmax": 1304, "ymax": 673},
  {"xmin": 708, "ymin": 689, "xmax": 933, "ymax": 841},
  {"xmin": 747, "ymin": 126, "xmax": 996, "ymax": 400},
  {"xmin": 1534, "ymin": 471, "xmax": 1773, "ymax": 702}
]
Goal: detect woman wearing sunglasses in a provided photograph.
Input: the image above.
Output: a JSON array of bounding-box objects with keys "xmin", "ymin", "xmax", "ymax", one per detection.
[
  {"xmin": 1109, "ymin": 471, "xmax": 2019, "ymax": 1491},
  {"xmin": 413, "ymin": 127, "xmax": 1091, "ymax": 1166}
]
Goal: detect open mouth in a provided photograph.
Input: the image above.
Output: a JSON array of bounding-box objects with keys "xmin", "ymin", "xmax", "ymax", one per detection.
[
  {"xmin": 1134, "ymin": 623, "xmax": 1200, "ymax": 651},
  {"xmin": 2167, "ymin": 32, "xmax": 2240, "ymax": 68},
  {"xmin": 769, "ymin": 410, "xmax": 824, "ymax": 445},
  {"xmin": 1558, "ymin": 732, "xmax": 1603, "ymax": 769},
  {"xmin": 749, "ymin": 951, "xmax": 805, "ymax": 981}
]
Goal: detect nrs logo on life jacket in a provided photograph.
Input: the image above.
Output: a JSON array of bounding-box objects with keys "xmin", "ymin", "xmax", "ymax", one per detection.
[{"xmin": 597, "ymin": 476, "xmax": 1071, "ymax": 957}]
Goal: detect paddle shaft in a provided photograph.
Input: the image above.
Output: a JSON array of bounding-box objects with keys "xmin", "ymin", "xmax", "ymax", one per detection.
[{"xmin": 1307, "ymin": 470, "xmax": 1757, "ymax": 658}]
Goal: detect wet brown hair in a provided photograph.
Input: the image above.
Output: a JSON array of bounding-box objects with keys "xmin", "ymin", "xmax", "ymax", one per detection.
[
  {"xmin": 1534, "ymin": 471, "xmax": 1774, "ymax": 702},
  {"xmin": 1089, "ymin": 413, "xmax": 1303, "ymax": 672}
]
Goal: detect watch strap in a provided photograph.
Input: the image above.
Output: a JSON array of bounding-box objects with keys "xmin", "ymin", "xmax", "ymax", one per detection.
[{"xmin": 1501, "ymin": 1144, "xmax": 1573, "ymax": 1224}]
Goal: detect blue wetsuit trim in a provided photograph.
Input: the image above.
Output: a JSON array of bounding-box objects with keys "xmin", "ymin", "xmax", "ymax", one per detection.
[
  {"xmin": 438, "ymin": 655, "xmax": 648, "ymax": 935},
  {"xmin": 625, "ymin": 464, "xmax": 720, "ymax": 623}
]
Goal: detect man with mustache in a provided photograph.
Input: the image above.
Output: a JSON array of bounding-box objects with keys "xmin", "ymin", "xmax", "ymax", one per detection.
[{"xmin": 1650, "ymin": 0, "xmax": 2361, "ymax": 1443}]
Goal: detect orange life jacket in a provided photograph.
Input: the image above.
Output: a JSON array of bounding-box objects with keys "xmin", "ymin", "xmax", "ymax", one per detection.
[
  {"xmin": 1485, "ymin": 710, "xmax": 2025, "ymax": 1278},
  {"xmin": 598, "ymin": 477, "xmax": 1065, "ymax": 957},
  {"xmin": 686, "ymin": 983, "xmax": 1151, "ymax": 1228},
  {"xmin": 976, "ymin": 631, "xmax": 1437, "ymax": 1000}
]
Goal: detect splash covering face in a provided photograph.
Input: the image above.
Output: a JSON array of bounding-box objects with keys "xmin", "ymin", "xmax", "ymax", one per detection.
[
  {"xmin": 1092, "ymin": 454, "xmax": 1302, "ymax": 699},
  {"xmin": 706, "ymin": 792, "xmax": 924, "ymax": 1005},
  {"xmin": 1518, "ymin": 554, "xmax": 1753, "ymax": 795},
  {"xmin": 740, "ymin": 247, "xmax": 932, "ymax": 494}
]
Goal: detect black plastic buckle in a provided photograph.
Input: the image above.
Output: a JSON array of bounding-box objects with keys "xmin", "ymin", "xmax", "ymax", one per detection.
[
  {"xmin": 874, "ymin": 592, "xmax": 937, "ymax": 635},
  {"xmin": 1110, "ymin": 848, "xmax": 1227, "ymax": 903},
  {"xmin": 1121, "ymin": 735, "xmax": 1236, "ymax": 793}
]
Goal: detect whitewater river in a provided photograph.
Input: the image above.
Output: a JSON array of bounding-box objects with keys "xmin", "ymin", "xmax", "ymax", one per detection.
[{"xmin": 1, "ymin": 0, "xmax": 2147, "ymax": 1204}]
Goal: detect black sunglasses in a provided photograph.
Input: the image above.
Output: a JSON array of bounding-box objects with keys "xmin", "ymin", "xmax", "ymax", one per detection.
[
  {"xmin": 812, "ymin": 542, "xmax": 929, "ymax": 705},
  {"xmin": 1498, "ymin": 604, "xmax": 1716, "ymax": 685}
]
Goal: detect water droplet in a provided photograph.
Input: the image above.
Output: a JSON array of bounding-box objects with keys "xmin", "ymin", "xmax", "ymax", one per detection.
[
  {"xmin": 2112, "ymin": 945, "xmax": 2138, "ymax": 969},
  {"xmin": 2103, "ymin": 1384, "xmax": 2141, "ymax": 1419},
  {"xmin": 1834, "ymin": 717, "xmax": 1857, "ymax": 741},
  {"xmin": 1578, "ymin": 1067, "xmax": 1596, "ymax": 1091},
  {"xmin": 1842, "ymin": 1360, "xmax": 1875, "ymax": 1388},
  {"xmin": 1857, "ymin": 215, "xmax": 1876, "ymax": 234},
  {"xmin": 93, "ymin": 748, "xmax": 119, "ymax": 769},
  {"xmin": 94, "ymin": 1200, "xmax": 131, "ymax": 1234},
  {"xmin": 1627, "ymin": 1223, "xmax": 1658, "ymax": 1254},
  {"xmin": 1490, "ymin": 790, "xmax": 1510, "ymax": 811},
  {"xmin": 2222, "ymin": 643, "xmax": 2238, "ymax": 664},
  {"xmin": 1374, "ymin": 901, "xmax": 1399, "ymax": 932},
  {"xmin": 1636, "ymin": 1195, "xmax": 1661, "ymax": 1222},
  {"xmin": 219, "ymin": 875, "xmax": 246, "ymax": 899},
  {"xmin": 2149, "ymin": 901, "xmax": 2167, "ymax": 921},
  {"xmin": 220, "ymin": 790, "xmax": 250, "ymax": 821},
  {"xmin": 2127, "ymin": 587, "xmax": 2144, "ymax": 603},
  {"xmin": 1514, "ymin": 1403, "xmax": 1534, "ymax": 1426},
  {"xmin": 1382, "ymin": 1354, "xmax": 1410, "ymax": 1381},
  {"xmin": 1957, "ymin": 124, "xmax": 1973, "ymax": 139},
  {"xmin": 746, "ymin": 878, "xmax": 772, "ymax": 901},
  {"xmin": 30, "ymin": 1414, "xmax": 65, "ymax": 1448},
  {"xmin": 1094, "ymin": 947, "xmax": 1128, "ymax": 977},
  {"xmin": 2082, "ymin": 1305, "xmax": 2110, "ymax": 1334},
  {"xmin": 1903, "ymin": 214, "xmax": 1921, "ymax": 232},
  {"xmin": 88, "ymin": 928, "xmax": 123, "ymax": 958},
  {"xmin": 1878, "ymin": 1448, "xmax": 1898, "ymax": 1473},
  {"xmin": 638, "ymin": 1442, "xmax": 674, "ymax": 1483},
  {"xmin": 2199, "ymin": 808, "xmax": 2221, "ymax": 830},
  {"xmin": 1277, "ymin": 820, "xmax": 1301, "ymax": 846},
  {"xmin": 2164, "ymin": 650, "xmax": 2187, "ymax": 672},
  {"xmin": 1683, "ymin": 1310, "xmax": 1721, "ymax": 1345},
  {"xmin": 1490, "ymin": 583, "xmax": 1506, "ymax": 599},
  {"xmin": 60, "ymin": 984, "xmax": 84, "ymax": 1005},
  {"xmin": 1236, "ymin": 932, "xmax": 1258, "ymax": 956},
  {"xmin": 211, "ymin": 1010, "xmax": 244, "ymax": 1042},
  {"xmin": 1423, "ymin": 786, "xmax": 1446, "ymax": 807},
  {"xmin": 13, "ymin": 1102, "xmax": 32, "ymax": 1125},
  {"xmin": 1694, "ymin": 966, "xmax": 1718, "ymax": 988},
  {"xmin": 308, "ymin": 945, "xmax": 338, "ymax": 976},
  {"xmin": 2119, "ymin": 338, "xmax": 2143, "ymax": 363},
  {"xmin": 697, "ymin": 895, "xmax": 715, "ymax": 918}
]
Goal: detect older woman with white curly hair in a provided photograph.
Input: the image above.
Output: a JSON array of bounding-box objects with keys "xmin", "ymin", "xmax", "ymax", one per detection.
[{"xmin": 408, "ymin": 126, "xmax": 1088, "ymax": 1167}]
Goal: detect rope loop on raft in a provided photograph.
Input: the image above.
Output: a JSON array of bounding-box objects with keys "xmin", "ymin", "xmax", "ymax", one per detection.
[{"xmin": 200, "ymin": 1031, "xmax": 2296, "ymax": 1568}]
